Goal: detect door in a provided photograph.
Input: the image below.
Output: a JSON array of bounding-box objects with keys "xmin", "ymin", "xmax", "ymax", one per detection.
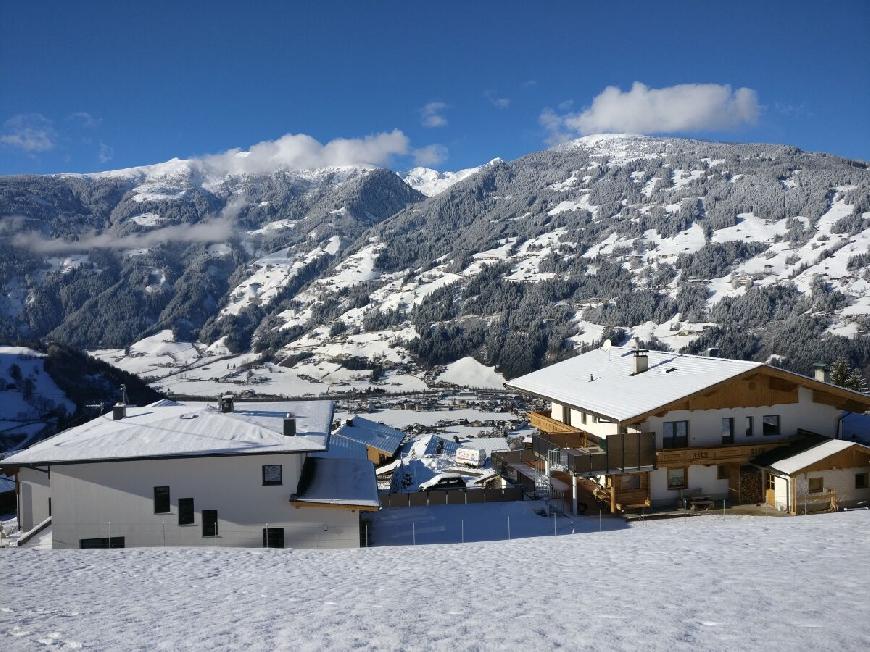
[
  {"xmin": 263, "ymin": 527, "xmax": 284, "ymax": 548},
  {"xmin": 765, "ymin": 473, "xmax": 776, "ymax": 507},
  {"xmin": 202, "ymin": 510, "xmax": 218, "ymax": 537}
]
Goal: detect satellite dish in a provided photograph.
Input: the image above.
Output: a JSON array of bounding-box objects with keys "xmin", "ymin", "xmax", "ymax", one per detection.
[{"xmin": 602, "ymin": 339, "xmax": 612, "ymax": 351}]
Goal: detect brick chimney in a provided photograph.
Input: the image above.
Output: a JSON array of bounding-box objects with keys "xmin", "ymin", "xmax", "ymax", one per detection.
[{"xmin": 813, "ymin": 363, "xmax": 829, "ymax": 384}]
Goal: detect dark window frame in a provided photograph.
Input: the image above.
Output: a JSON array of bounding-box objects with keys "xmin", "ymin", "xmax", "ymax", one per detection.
[
  {"xmin": 80, "ymin": 537, "xmax": 125, "ymax": 549},
  {"xmin": 762, "ymin": 415, "xmax": 780, "ymax": 436},
  {"xmin": 263, "ymin": 527, "xmax": 285, "ymax": 548},
  {"xmin": 667, "ymin": 467, "xmax": 687, "ymax": 490},
  {"xmin": 202, "ymin": 510, "xmax": 219, "ymax": 537},
  {"xmin": 745, "ymin": 416, "xmax": 754, "ymax": 437},
  {"xmin": 808, "ymin": 477, "xmax": 823, "ymax": 494},
  {"xmin": 856, "ymin": 472, "xmax": 869, "ymax": 490},
  {"xmin": 721, "ymin": 418, "xmax": 735, "ymax": 445},
  {"xmin": 154, "ymin": 486, "xmax": 170, "ymax": 514},
  {"xmin": 262, "ymin": 464, "xmax": 283, "ymax": 486},
  {"xmin": 663, "ymin": 421, "xmax": 689, "ymax": 449},
  {"xmin": 178, "ymin": 497, "xmax": 195, "ymax": 526}
]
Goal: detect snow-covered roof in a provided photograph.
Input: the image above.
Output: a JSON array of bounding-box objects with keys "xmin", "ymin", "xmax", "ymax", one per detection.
[
  {"xmin": 506, "ymin": 345, "xmax": 762, "ymax": 422},
  {"xmin": 1, "ymin": 400, "xmax": 334, "ymax": 466},
  {"xmin": 313, "ymin": 433, "xmax": 369, "ymax": 461},
  {"xmin": 335, "ymin": 417, "xmax": 405, "ymax": 455},
  {"xmin": 770, "ymin": 439, "xmax": 865, "ymax": 475},
  {"xmin": 294, "ymin": 457, "xmax": 379, "ymax": 508}
]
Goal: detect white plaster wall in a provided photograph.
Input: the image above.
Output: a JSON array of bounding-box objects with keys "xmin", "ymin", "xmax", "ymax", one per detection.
[
  {"xmin": 642, "ymin": 387, "xmax": 840, "ymax": 448},
  {"xmin": 774, "ymin": 475, "xmax": 791, "ymax": 511},
  {"xmin": 650, "ymin": 464, "xmax": 730, "ymax": 507},
  {"xmin": 798, "ymin": 467, "xmax": 870, "ymax": 508},
  {"xmin": 18, "ymin": 467, "xmax": 51, "ymax": 531},
  {"xmin": 49, "ymin": 454, "xmax": 361, "ymax": 549},
  {"xmin": 549, "ymin": 403, "xmax": 618, "ymax": 438}
]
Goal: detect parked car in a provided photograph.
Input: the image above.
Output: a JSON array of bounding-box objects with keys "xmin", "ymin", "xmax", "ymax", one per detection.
[{"xmin": 419, "ymin": 473, "xmax": 467, "ymax": 491}]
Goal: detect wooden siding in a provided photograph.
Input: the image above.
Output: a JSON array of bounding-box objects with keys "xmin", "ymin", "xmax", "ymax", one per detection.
[
  {"xmin": 529, "ymin": 411, "xmax": 582, "ymax": 434},
  {"xmin": 656, "ymin": 441, "xmax": 788, "ymax": 467}
]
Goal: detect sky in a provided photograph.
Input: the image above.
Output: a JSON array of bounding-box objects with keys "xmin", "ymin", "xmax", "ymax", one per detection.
[{"xmin": 1, "ymin": 1, "xmax": 869, "ymax": 175}]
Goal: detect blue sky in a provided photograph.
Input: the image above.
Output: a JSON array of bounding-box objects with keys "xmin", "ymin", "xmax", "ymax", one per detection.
[{"xmin": 1, "ymin": 1, "xmax": 868, "ymax": 175}]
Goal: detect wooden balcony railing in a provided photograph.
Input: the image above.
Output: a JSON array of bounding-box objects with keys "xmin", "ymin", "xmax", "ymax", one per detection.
[
  {"xmin": 656, "ymin": 440, "xmax": 791, "ymax": 467},
  {"xmin": 528, "ymin": 411, "xmax": 581, "ymax": 434}
]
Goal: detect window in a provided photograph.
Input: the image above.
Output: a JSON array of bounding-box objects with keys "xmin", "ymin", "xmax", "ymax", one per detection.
[
  {"xmin": 745, "ymin": 416, "xmax": 754, "ymax": 437},
  {"xmin": 202, "ymin": 510, "xmax": 218, "ymax": 537},
  {"xmin": 621, "ymin": 474, "xmax": 641, "ymax": 490},
  {"xmin": 154, "ymin": 486, "xmax": 170, "ymax": 513},
  {"xmin": 663, "ymin": 421, "xmax": 689, "ymax": 448},
  {"xmin": 667, "ymin": 467, "xmax": 687, "ymax": 490},
  {"xmin": 80, "ymin": 537, "xmax": 125, "ymax": 549},
  {"xmin": 178, "ymin": 498, "xmax": 194, "ymax": 526},
  {"xmin": 808, "ymin": 477, "xmax": 823, "ymax": 494},
  {"xmin": 767, "ymin": 473, "xmax": 776, "ymax": 491},
  {"xmin": 762, "ymin": 415, "xmax": 780, "ymax": 436},
  {"xmin": 563, "ymin": 406, "xmax": 572, "ymax": 427},
  {"xmin": 856, "ymin": 473, "xmax": 869, "ymax": 490},
  {"xmin": 721, "ymin": 418, "xmax": 734, "ymax": 445},
  {"xmin": 581, "ymin": 411, "xmax": 588, "ymax": 425},
  {"xmin": 263, "ymin": 527, "xmax": 285, "ymax": 548},
  {"xmin": 717, "ymin": 465, "xmax": 730, "ymax": 481},
  {"xmin": 262, "ymin": 465, "xmax": 283, "ymax": 486}
]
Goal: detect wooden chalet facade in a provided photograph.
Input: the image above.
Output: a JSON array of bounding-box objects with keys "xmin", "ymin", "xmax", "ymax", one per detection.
[{"xmin": 507, "ymin": 346, "xmax": 870, "ymax": 515}]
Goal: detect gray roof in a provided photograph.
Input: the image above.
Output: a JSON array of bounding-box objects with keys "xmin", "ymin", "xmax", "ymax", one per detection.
[
  {"xmin": 294, "ymin": 457, "xmax": 379, "ymax": 508},
  {"xmin": 1, "ymin": 400, "xmax": 334, "ymax": 466},
  {"xmin": 335, "ymin": 417, "xmax": 406, "ymax": 455}
]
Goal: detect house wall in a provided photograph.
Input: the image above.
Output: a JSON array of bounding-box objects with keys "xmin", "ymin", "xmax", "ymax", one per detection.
[
  {"xmin": 795, "ymin": 467, "xmax": 870, "ymax": 511},
  {"xmin": 643, "ymin": 387, "xmax": 840, "ymax": 448},
  {"xmin": 18, "ymin": 466, "xmax": 51, "ymax": 531},
  {"xmin": 550, "ymin": 403, "xmax": 619, "ymax": 438},
  {"xmin": 48, "ymin": 454, "xmax": 361, "ymax": 550},
  {"xmin": 649, "ymin": 464, "xmax": 730, "ymax": 507},
  {"xmin": 774, "ymin": 475, "xmax": 791, "ymax": 511}
]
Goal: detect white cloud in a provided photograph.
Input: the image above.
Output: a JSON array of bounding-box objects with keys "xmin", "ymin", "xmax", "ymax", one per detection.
[
  {"xmin": 13, "ymin": 198, "xmax": 244, "ymax": 253},
  {"xmin": 413, "ymin": 144, "xmax": 448, "ymax": 166},
  {"xmin": 68, "ymin": 112, "xmax": 102, "ymax": 128},
  {"xmin": 98, "ymin": 142, "xmax": 114, "ymax": 163},
  {"xmin": 542, "ymin": 82, "xmax": 760, "ymax": 142},
  {"xmin": 484, "ymin": 91, "xmax": 511, "ymax": 109},
  {"xmin": 199, "ymin": 130, "xmax": 411, "ymax": 176},
  {"xmin": 0, "ymin": 113, "xmax": 57, "ymax": 152},
  {"xmin": 420, "ymin": 101, "xmax": 448, "ymax": 128}
]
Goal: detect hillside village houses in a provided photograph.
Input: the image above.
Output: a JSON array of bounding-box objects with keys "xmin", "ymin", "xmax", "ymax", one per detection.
[
  {"xmin": 0, "ymin": 397, "xmax": 378, "ymax": 549},
  {"xmin": 506, "ymin": 344, "xmax": 870, "ymax": 515}
]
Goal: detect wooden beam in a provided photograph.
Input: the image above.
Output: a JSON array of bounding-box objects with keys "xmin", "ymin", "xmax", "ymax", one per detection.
[
  {"xmin": 290, "ymin": 500, "xmax": 379, "ymax": 512},
  {"xmin": 657, "ymin": 441, "xmax": 790, "ymax": 467}
]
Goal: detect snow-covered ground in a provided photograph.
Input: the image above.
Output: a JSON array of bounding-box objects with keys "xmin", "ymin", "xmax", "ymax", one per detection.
[{"xmin": 2, "ymin": 510, "xmax": 868, "ymax": 650}]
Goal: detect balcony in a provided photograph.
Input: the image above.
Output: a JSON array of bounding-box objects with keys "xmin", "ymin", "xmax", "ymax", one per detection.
[
  {"xmin": 528, "ymin": 412, "xmax": 598, "ymax": 448},
  {"xmin": 533, "ymin": 431, "xmax": 656, "ymax": 476},
  {"xmin": 655, "ymin": 440, "xmax": 795, "ymax": 467}
]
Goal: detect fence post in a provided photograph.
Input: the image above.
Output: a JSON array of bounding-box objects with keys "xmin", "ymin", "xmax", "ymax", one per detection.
[
  {"xmin": 599, "ymin": 508, "xmax": 602, "ymax": 532},
  {"xmin": 412, "ymin": 521, "xmax": 416, "ymax": 546},
  {"xmin": 553, "ymin": 513, "xmax": 557, "ymax": 536},
  {"xmin": 461, "ymin": 519, "xmax": 464, "ymax": 544},
  {"xmin": 365, "ymin": 523, "xmax": 369, "ymax": 548},
  {"xmin": 507, "ymin": 515, "xmax": 511, "ymax": 541},
  {"xmin": 162, "ymin": 521, "xmax": 166, "ymax": 547}
]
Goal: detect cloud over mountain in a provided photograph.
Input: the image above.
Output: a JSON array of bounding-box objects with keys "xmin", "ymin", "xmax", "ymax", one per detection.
[{"xmin": 542, "ymin": 82, "xmax": 760, "ymax": 142}]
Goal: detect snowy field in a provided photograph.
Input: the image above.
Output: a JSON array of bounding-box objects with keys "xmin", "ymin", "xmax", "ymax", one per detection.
[{"xmin": 2, "ymin": 510, "xmax": 869, "ymax": 650}]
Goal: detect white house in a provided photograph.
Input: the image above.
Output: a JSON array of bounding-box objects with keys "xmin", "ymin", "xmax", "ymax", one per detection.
[
  {"xmin": 506, "ymin": 345, "xmax": 870, "ymax": 514},
  {"xmin": 0, "ymin": 397, "xmax": 379, "ymax": 549}
]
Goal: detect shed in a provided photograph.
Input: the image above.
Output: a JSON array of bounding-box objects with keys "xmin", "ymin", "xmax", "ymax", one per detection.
[{"xmin": 759, "ymin": 440, "xmax": 870, "ymax": 514}]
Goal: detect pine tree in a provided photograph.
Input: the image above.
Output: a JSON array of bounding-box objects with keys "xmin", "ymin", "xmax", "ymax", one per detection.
[{"xmin": 830, "ymin": 358, "xmax": 869, "ymax": 393}]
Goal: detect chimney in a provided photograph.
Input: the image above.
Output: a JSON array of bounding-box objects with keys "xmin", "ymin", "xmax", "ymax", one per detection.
[
  {"xmin": 345, "ymin": 417, "xmax": 354, "ymax": 427},
  {"xmin": 633, "ymin": 348, "xmax": 649, "ymax": 375},
  {"xmin": 706, "ymin": 347, "xmax": 720, "ymax": 357},
  {"xmin": 112, "ymin": 403, "xmax": 126, "ymax": 420},
  {"xmin": 219, "ymin": 394, "xmax": 234, "ymax": 413},
  {"xmin": 813, "ymin": 363, "xmax": 829, "ymax": 384},
  {"xmin": 283, "ymin": 413, "xmax": 296, "ymax": 437}
]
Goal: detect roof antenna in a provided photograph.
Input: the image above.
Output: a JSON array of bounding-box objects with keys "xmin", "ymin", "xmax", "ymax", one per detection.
[{"xmin": 120, "ymin": 383, "xmax": 128, "ymax": 406}]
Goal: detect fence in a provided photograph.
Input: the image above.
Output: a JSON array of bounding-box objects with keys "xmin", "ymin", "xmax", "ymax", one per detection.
[{"xmin": 379, "ymin": 487, "xmax": 524, "ymax": 509}]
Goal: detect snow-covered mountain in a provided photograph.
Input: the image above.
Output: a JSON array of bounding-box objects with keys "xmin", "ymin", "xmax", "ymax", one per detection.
[
  {"xmin": 403, "ymin": 161, "xmax": 495, "ymax": 196},
  {"xmin": 2, "ymin": 135, "xmax": 869, "ymax": 396}
]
